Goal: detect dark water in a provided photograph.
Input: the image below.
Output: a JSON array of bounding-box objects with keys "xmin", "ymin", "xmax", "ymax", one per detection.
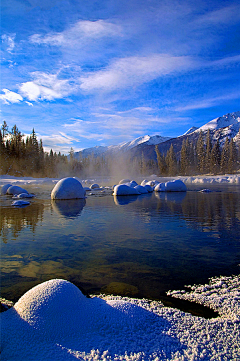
[{"xmin": 1, "ymin": 183, "xmax": 240, "ymax": 302}]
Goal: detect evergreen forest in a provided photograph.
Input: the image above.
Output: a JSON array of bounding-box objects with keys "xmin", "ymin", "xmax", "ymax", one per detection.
[{"xmin": 0, "ymin": 121, "xmax": 239, "ymax": 178}]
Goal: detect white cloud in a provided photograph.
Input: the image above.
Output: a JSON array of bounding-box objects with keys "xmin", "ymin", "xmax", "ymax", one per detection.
[
  {"xmin": 40, "ymin": 132, "xmax": 79, "ymax": 153},
  {"xmin": 79, "ymin": 54, "xmax": 196, "ymax": 92},
  {"xmin": 29, "ymin": 20, "xmax": 123, "ymax": 47},
  {"xmin": 0, "ymin": 89, "xmax": 23, "ymax": 104},
  {"xmin": 19, "ymin": 71, "xmax": 74, "ymax": 101},
  {"xmin": 2, "ymin": 34, "xmax": 16, "ymax": 53}
]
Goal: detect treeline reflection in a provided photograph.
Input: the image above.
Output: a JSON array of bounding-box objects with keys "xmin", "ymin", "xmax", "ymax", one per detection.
[{"xmin": 114, "ymin": 190, "xmax": 240, "ymax": 235}]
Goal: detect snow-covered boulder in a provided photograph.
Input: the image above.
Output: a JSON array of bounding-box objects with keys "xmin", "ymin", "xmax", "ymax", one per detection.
[
  {"xmin": 90, "ymin": 183, "xmax": 100, "ymax": 189},
  {"xmin": 119, "ymin": 179, "xmax": 131, "ymax": 184},
  {"xmin": 155, "ymin": 180, "xmax": 187, "ymax": 192},
  {"xmin": 129, "ymin": 180, "xmax": 138, "ymax": 187},
  {"xmin": 51, "ymin": 177, "xmax": 85, "ymax": 200},
  {"xmin": 83, "ymin": 187, "xmax": 91, "ymax": 192},
  {"xmin": 144, "ymin": 184, "xmax": 153, "ymax": 192},
  {"xmin": 113, "ymin": 184, "xmax": 140, "ymax": 196},
  {"xmin": 140, "ymin": 179, "xmax": 148, "ymax": 186},
  {"xmin": 12, "ymin": 193, "xmax": 35, "ymax": 199},
  {"xmin": 1, "ymin": 183, "xmax": 12, "ymax": 195},
  {"xmin": 148, "ymin": 180, "xmax": 159, "ymax": 187},
  {"xmin": 13, "ymin": 279, "xmax": 89, "ymax": 339},
  {"xmin": 134, "ymin": 185, "xmax": 148, "ymax": 194},
  {"xmin": 7, "ymin": 185, "xmax": 29, "ymax": 195}
]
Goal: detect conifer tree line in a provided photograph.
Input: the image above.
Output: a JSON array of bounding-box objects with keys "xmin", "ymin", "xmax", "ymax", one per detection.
[
  {"xmin": 0, "ymin": 121, "xmax": 69, "ymax": 177},
  {"xmin": 155, "ymin": 129, "xmax": 240, "ymax": 176},
  {"xmin": 0, "ymin": 121, "xmax": 239, "ymax": 177}
]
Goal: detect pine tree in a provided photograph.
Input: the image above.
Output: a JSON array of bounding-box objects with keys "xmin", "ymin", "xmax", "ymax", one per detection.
[
  {"xmin": 155, "ymin": 145, "xmax": 167, "ymax": 175},
  {"xmin": 1, "ymin": 120, "xmax": 8, "ymax": 138},
  {"xmin": 196, "ymin": 130, "xmax": 205, "ymax": 173},
  {"xmin": 0, "ymin": 130, "xmax": 5, "ymax": 174},
  {"xmin": 180, "ymin": 139, "xmax": 189, "ymax": 175},
  {"xmin": 210, "ymin": 139, "xmax": 221, "ymax": 174},
  {"xmin": 220, "ymin": 138, "xmax": 230, "ymax": 174},
  {"xmin": 205, "ymin": 129, "xmax": 212, "ymax": 173},
  {"xmin": 166, "ymin": 144, "xmax": 177, "ymax": 176},
  {"xmin": 228, "ymin": 138, "xmax": 238, "ymax": 174}
]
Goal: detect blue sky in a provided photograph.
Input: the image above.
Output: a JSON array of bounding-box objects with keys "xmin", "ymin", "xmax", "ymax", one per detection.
[{"xmin": 1, "ymin": 0, "xmax": 240, "ymax": 153}]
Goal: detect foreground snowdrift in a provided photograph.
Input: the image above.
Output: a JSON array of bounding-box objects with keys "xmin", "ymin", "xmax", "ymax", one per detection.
[{"xmin": 1, "ymin": 275, "xmax": 239, "ymax": 361}]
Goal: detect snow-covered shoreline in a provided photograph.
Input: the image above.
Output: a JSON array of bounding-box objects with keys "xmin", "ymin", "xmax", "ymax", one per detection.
[{"xmin": 1, "ymin": 274, "xmax": 239, "ymax": 360}]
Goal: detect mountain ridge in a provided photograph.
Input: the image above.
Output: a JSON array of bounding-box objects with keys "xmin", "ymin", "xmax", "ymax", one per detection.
[{"xmin": 74, "ymin": 111, "xmax": 240, "ymax": 160}]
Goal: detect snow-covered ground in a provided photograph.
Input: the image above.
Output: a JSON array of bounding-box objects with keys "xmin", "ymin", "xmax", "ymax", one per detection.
[{"xmin": 1, "ymin": 275, "xmax": 239, "ymax": 361}]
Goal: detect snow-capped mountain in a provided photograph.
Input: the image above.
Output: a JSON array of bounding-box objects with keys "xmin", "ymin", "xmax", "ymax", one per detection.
[
  {"xmin": 196, "ymin": 112, "xmax": 240, "ymax": 132},
  {"xmin": 76, "ymin": 135, "xmax": 170, "ymax": 158},
  {"xmin": 74, "ymin": 112, "xmax": 240, "ymax": 160},
  {"xmin": 182, "ymin": 126, "xmax": 199, "ymax": 136},
  {"xmin": 110, "ymin": 135, "xmax": 171, "ymax": 150}
]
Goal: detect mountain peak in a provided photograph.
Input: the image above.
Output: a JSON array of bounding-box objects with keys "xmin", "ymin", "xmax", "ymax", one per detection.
[{"xmin": 197, "ymin": 111, "xmax": 240, "ymax": 132}]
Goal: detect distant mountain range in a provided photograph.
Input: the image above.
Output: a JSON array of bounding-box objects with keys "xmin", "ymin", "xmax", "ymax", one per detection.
[{"xmin": 74, "ymin": 112, "xmax": 240, "ymax": 161}]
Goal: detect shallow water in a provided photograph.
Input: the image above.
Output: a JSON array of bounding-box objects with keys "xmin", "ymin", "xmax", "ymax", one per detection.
[{"xmin": 1, "ymin": 183, "xmax": 240, "ymax": 302}]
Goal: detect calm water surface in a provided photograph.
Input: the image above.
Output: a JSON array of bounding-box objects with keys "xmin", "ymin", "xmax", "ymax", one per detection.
[{"xmin": 1, "ymin": 183, "xmax": 240, "ymax": 302}]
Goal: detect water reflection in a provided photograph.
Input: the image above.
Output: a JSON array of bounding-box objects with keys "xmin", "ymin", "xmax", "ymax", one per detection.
[
  {"xmin": 155, "ymin": 191, "xmax": 186, "ymax": 204},
  {"xmin": 113, "ymin": 193, "xmax": 152, "ymax": 206},
  {"xmin": 181, "ymin": 191, "xmax": 240, "ymax": 234},
  {"xmin": 51, "ymin": 199, "xmax": 86, "ymax": 218},
  {"xmin": 1, "ymin": 187, "xmax": 240, "ymax": 302},
  {"xmin": 0, "ymin": 203, "xmax": 44, "ymax": 243}
]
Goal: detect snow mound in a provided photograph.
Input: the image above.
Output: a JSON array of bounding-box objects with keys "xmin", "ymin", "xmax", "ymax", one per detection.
[
  {"xmin": 51, "ymin": 177, "xmax": 85, "ymax": 200},
  {"xmin": 7, "ymin": 185, "xmax": 29, "ymax": 195},
  {"xmin": 1, "ymin": 275, "xmax": 240, "ymax": 360},
  {"xmin": 119, "ymin": 179, "xmax": 131, "ymax": 184},
  {"xmin": 113, "ymin": 184, "xmax": 140, "ymax": 196},
  {"xmin": 13, "ymin": 279, "xmax": 88, "ymax": 335},
  {"xmin": 155, "ymin": 180, "xmax": 187, "ymax": 192},
  {"xmin": 90, "ymin": 183, "xmax": 100, "ymax": 189},
  {"xmin": 134, "ymin": 185, "xmax": 148, "ymax": 194},
  {"xmin": 1, "ymin": 183, "xmax": 12, "ymax": 195},
  {"xmin": 144, "ymin": 184, "xmax": 153, "ymax": 192}
]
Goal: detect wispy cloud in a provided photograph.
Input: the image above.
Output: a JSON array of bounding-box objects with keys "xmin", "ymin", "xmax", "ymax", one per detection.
[
  {"xmin": 0, "ymin": 89, "xmax": 23, "ymax": 104},
  {"xmin": 194, "ymin": 4, "xmax": 240, "ymax": 26},
  {"xmin": 39, "ymin": 132, "xmax": 79, "ymax": 153},
  {"xmin": 79, "ymin": 54, "xmax": 196, "ymax": 92},
  {"xmin": 176, "ymin": 92, "xmax": 240, "ymax": 111},
  {"xmin": 1, "ymin": 34, "xmax": 16, "ymax": 53},
  {"xmin": 30, "ymin": 20, "xmax": 123, "ymax": 47}
]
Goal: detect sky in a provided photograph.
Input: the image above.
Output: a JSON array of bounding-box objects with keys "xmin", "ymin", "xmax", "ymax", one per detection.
[{"xmin": 1, "ymin": 0, "xmax": 240, "ymax": 154}]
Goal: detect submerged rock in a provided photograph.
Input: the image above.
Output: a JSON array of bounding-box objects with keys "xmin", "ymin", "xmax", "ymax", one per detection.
[{"xmin": 51, "ymin": 177, "xmax": 85, "ymax": 200}]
